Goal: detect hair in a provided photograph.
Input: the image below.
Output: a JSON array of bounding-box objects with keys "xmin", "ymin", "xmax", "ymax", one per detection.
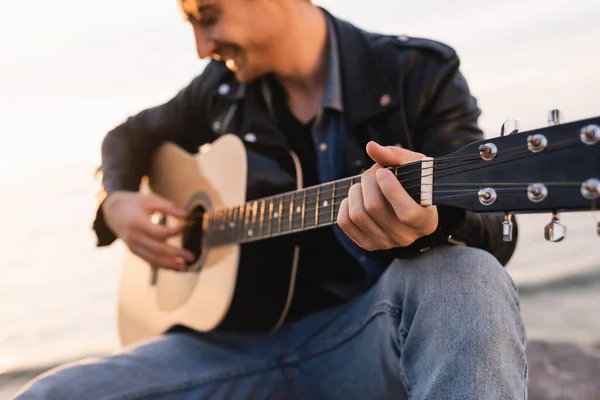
[
  {"xmin": 177, "ymin": 0, "xmax": 313, "ymax": 21},
  {"xmin": 177, "ymin": 0, "xmax": 200, "ymax": 22}
]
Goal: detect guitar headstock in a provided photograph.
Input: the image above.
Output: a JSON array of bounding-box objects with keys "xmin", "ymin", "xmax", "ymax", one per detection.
[{"xmin": 432, "ymin": 110, "xmax": 600, "ymax": 242}]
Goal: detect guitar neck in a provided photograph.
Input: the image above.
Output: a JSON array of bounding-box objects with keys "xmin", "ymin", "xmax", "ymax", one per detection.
[
  {"xmin": 189, "ymin": 115, "xmax": 600, "ymax": 247},
  {"xmin": 201, "ymin": 113, "xmax": 600, "ymax": 248},
  {"xmin": 202, "ymin": 160, "xmax": 428, "ymax": 247}
]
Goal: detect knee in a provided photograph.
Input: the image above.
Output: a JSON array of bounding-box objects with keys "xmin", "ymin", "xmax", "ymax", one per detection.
[
  {"xmin": 430, "ymin": 245, "xmax": 518, "ymax": 298},
  {"xmin": 11, "ymin": 360, "xmax": 99, "ymax": 400},
  {"xmin": 384, "ymin": 245, "xmax": 520, "ymax": 317}
]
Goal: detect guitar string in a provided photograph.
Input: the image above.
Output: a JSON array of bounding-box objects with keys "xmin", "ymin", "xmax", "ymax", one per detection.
[
  {"xmin": 198, "ymin": 134, "xmax": 586, "ymax": 225},
  {"xmin": 203, "ymin": 177, "xmax": 593, "ymax": 236},
  {"xmin": 203, "ymin": 170, "xmax": 589, "ymax": 234},
  {"xmin": 193, "ymin": 135, "xmax": 588, "ymax": 226},
  {"xmin": 205, "ymin": 187, "xmax": 577, "ymax": 246},
  {"xmin": 205, "ymin": 182, "xmax": 588, "ymax": 226},
  {"xmin": 411, "ymin": 141, "xmax": 584, "ymax": 190},
  {"xmin": 391, "ymin": 133, "xmax": 583, "ymax": 178},
  {"xmin": 204, "ymin": 183, "xmax": 594, "ymax": 245}
]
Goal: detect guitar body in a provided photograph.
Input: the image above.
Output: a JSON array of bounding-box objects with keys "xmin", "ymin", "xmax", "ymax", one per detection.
[{"xmin": 117, "ymin": 134, "xmax": 301, "ymax": 346}]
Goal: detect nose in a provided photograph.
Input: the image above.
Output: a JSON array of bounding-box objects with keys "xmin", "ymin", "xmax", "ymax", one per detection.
[{"xmin": 192, "ymin": 26, "xmax": 216, "ymax": 59}]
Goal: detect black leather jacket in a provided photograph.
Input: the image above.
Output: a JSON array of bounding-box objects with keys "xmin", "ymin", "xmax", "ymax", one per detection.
[{"xmin": 93, "ymin": 9, "xmax": 518, "ymax": 265}]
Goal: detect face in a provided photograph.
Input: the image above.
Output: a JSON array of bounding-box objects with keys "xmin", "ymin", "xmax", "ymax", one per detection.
[{"xmin": 179, "ymin": 0, "xmax": 288, "ymax": 83}]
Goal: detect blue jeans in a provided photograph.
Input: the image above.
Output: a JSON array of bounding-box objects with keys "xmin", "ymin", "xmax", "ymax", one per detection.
[{"xmin": 13, "ymin": 246, "xmax": 527, "ymax": 399}]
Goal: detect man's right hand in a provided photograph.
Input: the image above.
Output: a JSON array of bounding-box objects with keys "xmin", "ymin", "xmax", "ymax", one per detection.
[{"xmin": 102, "ymin": 191, "xmax": 195, "ymax": 271}]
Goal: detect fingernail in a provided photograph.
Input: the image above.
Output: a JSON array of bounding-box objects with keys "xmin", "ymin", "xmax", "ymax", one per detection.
[{"xmin": 376, "ymin": 169, "xmax": 389, "ymax": 181}]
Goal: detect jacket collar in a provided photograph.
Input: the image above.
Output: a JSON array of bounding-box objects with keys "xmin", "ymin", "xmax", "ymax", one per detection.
[
  {"xmin": 321, "ymin": 16, "xmax": 343, "ymax": 113},
  {"xmin": 322, "ymin": 8, "xmax": 399, "ymax": 125}
]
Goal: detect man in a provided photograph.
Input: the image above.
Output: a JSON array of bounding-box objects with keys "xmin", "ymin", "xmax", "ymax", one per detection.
[{"xmin": 14, "ymin": 0, "xmax": 527, "ymax": 398}]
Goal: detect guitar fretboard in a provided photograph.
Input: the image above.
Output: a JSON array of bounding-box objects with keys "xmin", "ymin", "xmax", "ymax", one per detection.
[{"xmin": 202, "ymin": 162, "xmax": 424, "ymax": 247}]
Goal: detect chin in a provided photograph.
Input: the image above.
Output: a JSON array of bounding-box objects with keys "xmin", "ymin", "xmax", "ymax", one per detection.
[{"xmin": 232, "ymin": 67, "xmax": 262, "ymax": 84}]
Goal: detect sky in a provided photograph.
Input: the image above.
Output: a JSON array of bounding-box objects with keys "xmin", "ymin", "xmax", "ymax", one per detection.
[
  {"xmin": 1, "ymin": 0, "xmax": 599, "ymax": 187},
  {"xmin": 1, "ymin": 0, "xmax": 599, "ymax": 374},
  {"xmin": 1, "ymin": 0, "xmax": 598, "ymax": 253}
]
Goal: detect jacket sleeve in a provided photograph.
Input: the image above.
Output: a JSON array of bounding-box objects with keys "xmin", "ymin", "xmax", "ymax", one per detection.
[
  {"xmin": 391, "ymin": 51, "xmax": 517, "ymax": 266},
  {"xmin": 92, "ymin": 61, "xmax": 222, "ymax": 247}
]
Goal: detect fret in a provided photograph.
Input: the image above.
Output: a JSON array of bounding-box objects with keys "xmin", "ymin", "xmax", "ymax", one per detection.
[
  {"xmin": 208, "ymin": 211, "xmax": 215, "ymax": 245},
  {"xmin": 244, "ymin": 202, "xmax": 251, "ymax": 239},
  {"xmin": 277, "ymin": 193, "xmax": 293, "ymax": 234},
  {"xmin": 210, "ymin": 210, "xmax": 218, "ymax": 245},
  {"xmin": 232, "ymin": 204, "xmax": 240, "ymax": 243},
  {"xmin": 224, "ymin": 206, "xmax": 231, "ymax": 243},
  {"xmin": 288, "ymin": 194, "xmax": 294, "ymax": 231},
  {"xmin": 317, "ymin": 186, "xmax": 335, "ymax": 226},
  {"xmin": 221, "ymin": 208, "xmax": 228, "ymax": 243},
  {"xmin": 221, "ymin": 207, "xmax": 229, "ymax": 244},
  {"xmin": 268, "ymin": 198, "xmax": 275, "ymax": 234},
  {"xmin": 277, "ymin": 196, "xmax": 283, "ymax": 234},
  {"xmin": 291, "ymin": 191, "xmax": 304, "ymax": 232},
  {"xmin": 333, "ymin": 198, "xmax": 343, "ymax": 220},
  {"xmin": 301, "ymin": 190, "xmax": 307, "ymax": 229},
  {"xmin": 236, "ymin": 205, "xmax": 243, "ymax": 242},
  {"xmin": 260, "ymin": 200, "xmax": 270, "ymax": 236},
  {"xmin": 213, "ymin": 209, "xmax": 222, "ymax": 244},
  {"xmin": 330, "ymin": 181, "xmax": 336, "ymax": 223},
  {"xmin": 248, "ymin": 201, "xmax": 257, "ymax": 238},
  {"xmin": 255, "ymin": 200, "xmax": 261, "ymax": 237},
  {"xmin": 227, "ymin": 206, "xmax": 235, "ymax": 243},
  {"xmin": 232, "ymin": 206, "xmax": 239, "ymax": 242},
  {"xmin": 315, "ymin": 186, "xmax": 320, "ymax": 226},
  {"xmin": 303, "ymin": 187, "xmax": 318, "ymax": 230},
  {"xmin": 268, "ymin": 197, "xmax": 279, "ymax": 236}
]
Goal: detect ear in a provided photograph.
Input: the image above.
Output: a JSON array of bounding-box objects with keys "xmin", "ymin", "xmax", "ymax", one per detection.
[{"xmin": 179, "ymin": 0, "xmax": 201, "ymax": 21}]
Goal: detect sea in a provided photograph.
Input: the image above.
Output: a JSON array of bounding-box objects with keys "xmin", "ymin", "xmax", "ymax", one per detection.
[{"xmin": 1, "ymin": 0, "xmax": 600, "ymax": 385}]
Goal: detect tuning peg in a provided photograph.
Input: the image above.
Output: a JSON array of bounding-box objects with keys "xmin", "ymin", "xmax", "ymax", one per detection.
[
  {"xmin": 502, "ymin": 213, "xmax": 514, "ymax": 242},
  {"xmin": 547, "ymin": 109, "xmax": 564, "ymax": 126},
  {"xmin": 544, "ymin": 212, "xmax": 566, "ymax": 242},
  {"xmin": 501, "ymin": 119, "xmax": 519, "ymax": 136}
]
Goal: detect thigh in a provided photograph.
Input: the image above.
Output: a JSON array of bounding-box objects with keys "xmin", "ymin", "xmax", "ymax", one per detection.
[
  {"xmin": 288, "ymin": 245, "xmax": 525, "ymax": 400},
  {"xmin": 292, "ymin": 308, "xmax": 409, "ymax": 400},
  {"xmin": 283, "ymin": 277, "xmax": 410, "ymax": 400},
  {"xmin": 12, "ymin": 330, "xmax": 288, "ymax": 400}
]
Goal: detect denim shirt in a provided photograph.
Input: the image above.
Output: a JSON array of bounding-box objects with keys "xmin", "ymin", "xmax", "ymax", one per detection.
[{"xmin": 261, "ymin": 21, "xmax": 387, "ymax": 299}]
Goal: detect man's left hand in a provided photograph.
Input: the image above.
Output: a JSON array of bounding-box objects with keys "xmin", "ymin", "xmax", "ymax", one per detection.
[{"xmin": 337, "ymin": 141, "xmax": 438, "ymax": 251}]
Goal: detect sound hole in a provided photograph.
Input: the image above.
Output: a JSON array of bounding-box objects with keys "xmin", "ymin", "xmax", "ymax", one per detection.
[{"xmin": 182, "ymin": 205, "xmax": 205, "ymax": 266}]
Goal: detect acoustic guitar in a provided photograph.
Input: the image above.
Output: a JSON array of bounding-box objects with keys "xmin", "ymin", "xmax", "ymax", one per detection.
[{"xmin": 116, "ymin": 111, "xmax": 600, "ymax": 346}]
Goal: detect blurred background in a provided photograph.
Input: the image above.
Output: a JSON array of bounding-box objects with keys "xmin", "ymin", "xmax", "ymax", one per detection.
[{"xmin": 1, "ymin": 0, "xmax": 600, "ymax": 397}]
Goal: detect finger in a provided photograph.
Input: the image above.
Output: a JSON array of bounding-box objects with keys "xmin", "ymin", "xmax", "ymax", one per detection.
[
  {"xmin": 145, "ymin": 194, "xmax": 188, "ymax": 219},
  {"xmin": 348, "ymin": 182, "xmax": 395, "ymax": 248},
  {"xmin": 376, "ymin": 167, "xmax": 437, "ymax": 235},
  {"xmin": 337, "ymin": 197, "xmax": 384, "ymax": 251},
  {"xmin": 131, "ymin": 244, "xmax": 188, "ymax": 271},
  {"xmin": 360, "ymin": 165, "xmax": 412, "ymax": 241},
  {"xmin": 137, "ymin": 234, "xmax": 195, "ymax": 263},
  {"xmin": 365, "ymin": 141, "xmax": 425, "ymax": 167},
  {"xmin": 145, "ymin": 220, "xmax": 186, "ymax": 241}
]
